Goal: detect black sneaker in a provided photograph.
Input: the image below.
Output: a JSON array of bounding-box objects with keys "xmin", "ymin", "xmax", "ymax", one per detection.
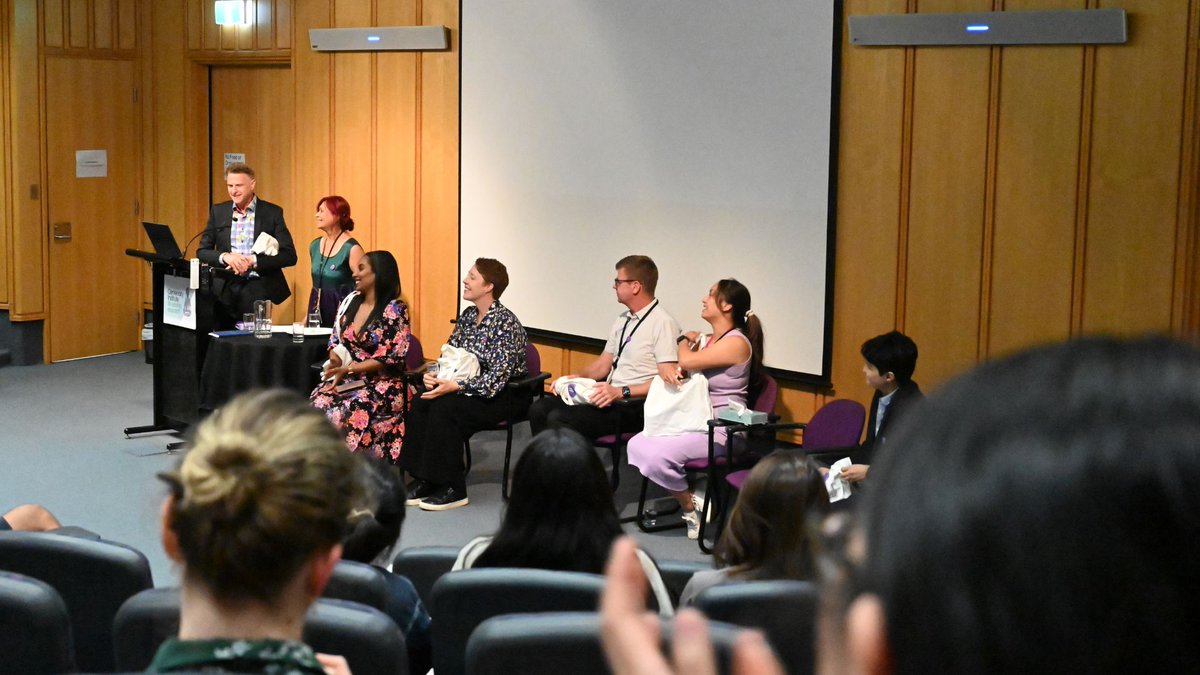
[
  {"xmin": 405, "ymin": 479, "xmax": 438, "ymax": 506},
  {"xmin": 418, "ymin": 485, "xmax": 469, "ymax": 511}
]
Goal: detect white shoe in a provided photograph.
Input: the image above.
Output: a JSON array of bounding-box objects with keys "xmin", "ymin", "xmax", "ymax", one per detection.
[
  {"xmin": 681, "ymin": 509, "xmax": 700, "ymax": 540},
  {"xmin": 691, "ymin": 493, "xmax": 714, "ymax": 524}
]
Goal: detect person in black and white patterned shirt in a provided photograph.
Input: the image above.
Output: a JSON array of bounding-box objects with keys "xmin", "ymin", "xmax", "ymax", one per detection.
[{"xmin": 401, "ymin": 258, "xmax": 528, "ymax": 511}]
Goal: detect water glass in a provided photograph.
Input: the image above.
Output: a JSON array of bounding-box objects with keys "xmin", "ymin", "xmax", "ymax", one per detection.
[
  {"xmin": 307, "ymin": 311, "xmax": 322, "ymax": 329},
  {"xmin": 241, "ymin": 312, "xmax": 254, "ymax": 331},
  {"xmin": 292, "ymin": 322, "xmax": 305, "ymax": 343},
  {"xmin": 253, "ymin": 300, "xmax": 273, "ymax": 339}
]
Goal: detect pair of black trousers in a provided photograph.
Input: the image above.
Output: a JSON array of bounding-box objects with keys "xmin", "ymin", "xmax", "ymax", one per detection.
[
  {"xmin": 401, "ymin": 389, "xmax": 522, "ymax": 491},
  {"xmin": 527, "ymin": 396, "xmax": 644, "ymax": 440}
]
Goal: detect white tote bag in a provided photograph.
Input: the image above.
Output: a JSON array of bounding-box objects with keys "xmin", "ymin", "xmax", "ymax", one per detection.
[
  {"xmin": 553, "ymin": 376, "xmax": 598, "ymax": 405},
  {"xmin": 435, "ymin": 344, "xmax": 481, "ymax": 382},
  {"xmin": 642, "ymin": 374, "xmax": 712, "ymax": 437}
]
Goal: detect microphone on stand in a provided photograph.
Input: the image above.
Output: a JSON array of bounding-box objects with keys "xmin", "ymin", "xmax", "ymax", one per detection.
[{"xmin": 182, "ymin": 223, "xmax": 230, "ymax": 259}]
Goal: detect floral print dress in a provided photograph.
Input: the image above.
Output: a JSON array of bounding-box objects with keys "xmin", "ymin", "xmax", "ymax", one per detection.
[{"xmin": 310, "ymin": 298, "xmax": 413, "ymax": 461}]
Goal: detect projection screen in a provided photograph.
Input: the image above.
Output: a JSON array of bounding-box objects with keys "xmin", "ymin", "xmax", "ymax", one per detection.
[{"xmin": 460, "ymin": 1, "xmax": 840, "ymax": 381}]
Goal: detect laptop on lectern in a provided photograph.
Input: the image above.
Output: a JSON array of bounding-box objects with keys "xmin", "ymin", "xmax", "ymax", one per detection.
[{"xmin": 141, "ymin": 222, "xmax": 184, "ymax": 259}]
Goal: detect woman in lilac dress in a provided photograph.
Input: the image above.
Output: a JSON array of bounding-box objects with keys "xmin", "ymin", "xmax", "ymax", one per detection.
[
  {"xmin": 626, "ymin": 278, "xmax": 765, "ymax": 540},
  {"xmin": 310, "ymin": 250, "xmax": 413, "ymax": 462}
]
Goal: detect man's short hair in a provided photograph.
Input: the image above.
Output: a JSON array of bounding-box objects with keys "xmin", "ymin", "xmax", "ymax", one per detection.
[
  {"xmin": 225, "ymin": 162, "xmax": 255, "ymax": 179},
  {"xmin": 615, "ymin": 255, "xmax": 658, "ymax": 296},
  {"xmin": 474, "ymin": 257, "xmax": 510, "ymax": 300},
  {"xmin": 861, "ymin": 331, "xmax": 918, "ymax": 383}
]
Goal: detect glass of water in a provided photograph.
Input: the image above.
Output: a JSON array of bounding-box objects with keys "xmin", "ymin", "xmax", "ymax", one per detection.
[
  {"xmin": 292, "ymin": 322, "xmax": 305, "ymax": 343},
  {"xmin": 307, "ymin": 311, "xmax": 322, "ymax": 329}
]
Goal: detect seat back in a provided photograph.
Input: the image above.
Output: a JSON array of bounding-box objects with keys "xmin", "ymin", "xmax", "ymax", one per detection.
[
  {"xmin": 113, "ymin": 588, "xmax": 408, "ymax": 675},
  {"xmin": 430, "ymin": 568, "xmax": 606, "ymax": 675},
  {"xmin": 0, "ymin": 531, "xmax": 153, "ymax": 672},
  {"xmin": 322, "ymin": 560, "xmax": 389, "ymax": 611},
  {"xmin": 390, "ymin": 545, "xmax": 458, "ymax": 608},
  {"xmin": 0, "ymin": 571, "xmax": 75, "ymax": 675},
  {"xmin": 656, "ymin": 558, "xmax": 711, "ymax": 607},
  {"xmin": 802, "ymin": 399, "xmax": 866, "ymax": 450},
  {"xmin": 405, "ymin": 334, "xmax": 426, "ymax": 371},
  {"xmin": 524, "ymin": 342, "xmax": 541, "ymax": 378},
  {"xmin": 750, "ymin": 374, "xmax": 779, "ymax": 414},
  {"xmin": 465, "ymin": 612, "xmax": 742, "ymax": 675},
  {"xmin": 694, "ymin": 580, "xmax": 819, "ymax": 675}
]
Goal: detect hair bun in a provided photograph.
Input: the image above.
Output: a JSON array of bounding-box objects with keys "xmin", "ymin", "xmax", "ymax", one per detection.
[{"xmin": 179, "ymin": 435, "xmax": 268, "ymax": 514}]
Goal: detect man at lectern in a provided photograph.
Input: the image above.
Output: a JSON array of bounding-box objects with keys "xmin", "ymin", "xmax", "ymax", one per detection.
[{"xmin": 197, "ymin": 162, "xmax": 297, "ymax": 329}]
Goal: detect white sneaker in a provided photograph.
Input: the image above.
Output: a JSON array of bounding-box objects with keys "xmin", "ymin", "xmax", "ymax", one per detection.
[
  {"xmin": 691, "ymin": 493, "xmax": 714, "ymax": 524},
  {"xmin": 681, "ymin": 509, "xmax": 700, "ymax": 540}
]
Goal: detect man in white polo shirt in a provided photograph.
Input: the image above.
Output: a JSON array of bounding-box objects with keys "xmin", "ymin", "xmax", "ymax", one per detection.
[{"xmin": 529, "ymin": 255, "xmax": 681, "ymax": 438}]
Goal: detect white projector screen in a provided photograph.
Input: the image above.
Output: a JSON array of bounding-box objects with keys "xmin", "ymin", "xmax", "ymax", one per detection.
[{"xmin": 461, "ymin": 1, "xmax": 839, "ymax": 381}]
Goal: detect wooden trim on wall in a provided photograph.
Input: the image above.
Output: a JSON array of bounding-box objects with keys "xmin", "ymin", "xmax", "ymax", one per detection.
[{"xmin": 1173, "ymin": 0, "xmax": 1200, "ymax": 336}]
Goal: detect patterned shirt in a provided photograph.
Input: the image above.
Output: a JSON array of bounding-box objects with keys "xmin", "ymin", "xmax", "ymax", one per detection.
[
  {"xmin": 230, "ymin": 197, "xmax": 257, "ymax": 255},
  {"xmin": 448, "ymin": 300, "xmax": 528, "ymax": 398},
  {"xmin": 147, "ymin": 638, "xmax": 326, "ymax": 674}
]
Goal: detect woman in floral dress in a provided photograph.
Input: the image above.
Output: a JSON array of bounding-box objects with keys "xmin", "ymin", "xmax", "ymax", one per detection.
[{"xmin": 311, "ymin": 250, "xmax": 412, "ymax": 462}]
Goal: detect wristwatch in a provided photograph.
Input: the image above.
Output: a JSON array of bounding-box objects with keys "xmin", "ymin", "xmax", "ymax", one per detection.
[
  {"xmin": 621, "ymin": 386, "xmax": 631, "ymax": 399},
  {"xmin": 676, "ymin": 334, "xmax": 689, "ymax": 344}
]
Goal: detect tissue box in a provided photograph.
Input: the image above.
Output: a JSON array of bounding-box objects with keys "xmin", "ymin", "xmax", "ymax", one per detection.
[{"xmin": 717, "ymin": 407, "xmax": 768, "ymax": 425}]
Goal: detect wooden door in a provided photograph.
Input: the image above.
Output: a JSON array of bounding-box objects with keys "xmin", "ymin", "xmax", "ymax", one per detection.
[
  {"xmin": 46, "ymin": 57, "xmax": 140, "ymax": 361},
  {"xmin": 209, "ymin": 65, "xmax": 297, "ymax": 321}
]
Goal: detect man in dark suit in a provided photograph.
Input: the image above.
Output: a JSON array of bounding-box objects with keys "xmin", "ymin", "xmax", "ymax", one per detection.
[
  {"xmin": 839, "ymin": 331, "xmax": 923, "ymax": 481},
  {"xmin": 810, "ymin": 331, "xmax": 923, "ymax": 485},
  {"xmin": 197, "ymin": 163, "xmax": 297, "ymax": 329}
]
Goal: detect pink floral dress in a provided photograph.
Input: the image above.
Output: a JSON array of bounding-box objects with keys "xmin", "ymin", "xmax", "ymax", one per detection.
[{"xmin": 310, "ymin": 299, "xmax": 413, "ymax": 461}]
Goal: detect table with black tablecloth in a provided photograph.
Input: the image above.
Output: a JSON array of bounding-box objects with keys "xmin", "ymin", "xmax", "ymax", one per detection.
[{"xmin": 200, "ymin": 333, "xmax": 329, "ymax": 411}]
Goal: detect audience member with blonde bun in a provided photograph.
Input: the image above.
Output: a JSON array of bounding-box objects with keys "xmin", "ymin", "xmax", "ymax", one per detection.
[{"xmin": 150, "ymin": 389, "xmax": 368, "ymax": 674}]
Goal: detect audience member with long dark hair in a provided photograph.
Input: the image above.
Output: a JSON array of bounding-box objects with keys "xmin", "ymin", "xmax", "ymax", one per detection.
[
  {"xmin": 453, "ymin": 428, "xmax": 673, "ymax": 613},
  {"xmin": 678, "ymin": 450, "xmax": 829, "ymax": 606},
  {"xmin": 341, "ymin": 461, "xmax": 432, "ymax": 674},
  {"xmin": 627, "ymin": 278, "xmax": 765, "ymax": 539},
  {"xmin": 311, "ymin": 250, "xmax": 414, "ymax": 462},
  {"xmin": 821, "ymin": 337, "xmax": 1200, "ymax": 674},
  {"xmin": 151, "ymin": 389, "xmax": 367, "ymax": 674}
]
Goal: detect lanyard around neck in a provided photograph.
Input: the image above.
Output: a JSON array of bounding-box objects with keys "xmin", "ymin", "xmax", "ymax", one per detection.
[{"xmin": 611, "ymin": 299, "xmax": 658, "ymax": 376}]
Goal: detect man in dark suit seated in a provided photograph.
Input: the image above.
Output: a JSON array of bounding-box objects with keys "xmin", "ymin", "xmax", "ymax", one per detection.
[
  {"xmin": 812, "ymin": 331, "xmax": 923, "ymax": 485},
  {"xmin": 197, "ymin": 162, "xmax": 297, "ymax": 329}
]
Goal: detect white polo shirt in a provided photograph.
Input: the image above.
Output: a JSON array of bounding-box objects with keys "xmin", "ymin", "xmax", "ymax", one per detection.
[{"xmin": 602, "ymin": 299, "xmax": 681, "ymax": 388}]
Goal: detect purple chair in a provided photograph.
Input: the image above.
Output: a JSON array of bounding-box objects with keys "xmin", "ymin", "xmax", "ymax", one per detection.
[
  {"xmin": 725, "ymin": 398, "xmax": 866, "ymax": 492},
  {"xmin": 463, "ymin": 343, "xmax": 551, "ymax": 499},
  {"xmin": 592, "ymin": 397, "xmax": 645, "ymax": 491}
]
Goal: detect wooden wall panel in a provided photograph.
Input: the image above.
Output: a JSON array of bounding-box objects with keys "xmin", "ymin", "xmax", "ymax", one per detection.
[
  {"xmin": 1082, "ymin": 0, "xmax": 1188, "ymax": 335},
  {"xmin": 416, "ymin": 0, "xmax": 460, "ymax": 346},
  {"xmin": 93, "ymin": 0, "xmax": 111, "ymax": 49},
  {"xmin": 375, "ymin": 1, "xmax": 419, "ymax": 312},
  {"xmin": 986, "ymin": 0, "xmax": 1085, "ymax": 357},
  {"xmin": 44, "ymin": 0, "xmax": 63, "ymax": 48},
  {"xmin": 185, "ymin": 0, "xmax": 290, "ymax": 58},
  {"xmin": 331, "ymin": 1, "xmax": 374, "ymax": 251},
  {"xmin": 8, "ymin": 0, "xmax": 44, "ymax": 319},
  {"xmin": 902, "ymin": 0, "xmax": 992, "ymax": 387},
  {"xmin": 830, "ymin": 0, "xmax": 907, "ymax": 411},
  {"xmin": 291, "ymin": 0, "xmax": 332, "ymax": 322},
  {"xmin": 67, "ymin": 0, "xmax": 87, "ymax": 48},
  {"xmin": 117, "ymin": 0, "xmax": 134, "ymax": 49},
  {"xmin": 0, "ymin": 0, "xmax": 10, "ymax": 306}
]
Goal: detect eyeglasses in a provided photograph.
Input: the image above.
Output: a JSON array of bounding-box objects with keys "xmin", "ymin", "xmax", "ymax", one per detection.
[{"xmin": 613, "ymin": 278, "xmax": 638, "ymax": 287}]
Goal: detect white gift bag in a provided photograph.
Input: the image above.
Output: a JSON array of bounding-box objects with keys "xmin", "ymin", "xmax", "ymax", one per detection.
[
  {"xmin": 553, "ymin": 376, "xmax": 598, "ymax": 405},
  {"xmin": 436, "ymin": 344, "xmax": 481, "ymax": 382},
  {"xmin": 642, "ymin": 374, "xmax": 712, "ymax": 437}
]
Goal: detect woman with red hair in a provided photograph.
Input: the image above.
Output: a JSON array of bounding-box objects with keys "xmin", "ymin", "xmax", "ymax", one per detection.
[{"xmin": 308, "ymin": 195, "xmax": 365, "ymax": 326}]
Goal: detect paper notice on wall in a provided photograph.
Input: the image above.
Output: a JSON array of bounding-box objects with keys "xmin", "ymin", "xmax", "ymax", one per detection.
[
  {"xmin": 75, "ymin": 150, "xmax": 107, "ymax": 178},
  {"xmin": 224, "ymin": 153, "xmax": 246, "ymax": 171},
  {"xmin": 164, "ymin": 275, "xmax": 197, "ymax": 330}
]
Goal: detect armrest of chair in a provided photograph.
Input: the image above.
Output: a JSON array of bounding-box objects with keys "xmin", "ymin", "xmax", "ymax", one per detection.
[{"xmin": 507, "ymin": 371, "xmax": 551, "ymax": 393}]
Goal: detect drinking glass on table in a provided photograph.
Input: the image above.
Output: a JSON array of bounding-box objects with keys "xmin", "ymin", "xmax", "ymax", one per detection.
[
  {"xmin": 307, "ymin": 311, "xmax": 322, "ymax": 330},
  {"xmin": 292, "ymin": 322, "xmax": 305, "ymax": 343},
  {"xmin": 241, "ymin": 313, "xmax": 255, "ymax": 331}
]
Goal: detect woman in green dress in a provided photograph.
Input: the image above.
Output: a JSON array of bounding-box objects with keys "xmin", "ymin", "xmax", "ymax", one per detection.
[{"xmin": 308, "ymin": 195, "xmax": 365, "ymax": 326}]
